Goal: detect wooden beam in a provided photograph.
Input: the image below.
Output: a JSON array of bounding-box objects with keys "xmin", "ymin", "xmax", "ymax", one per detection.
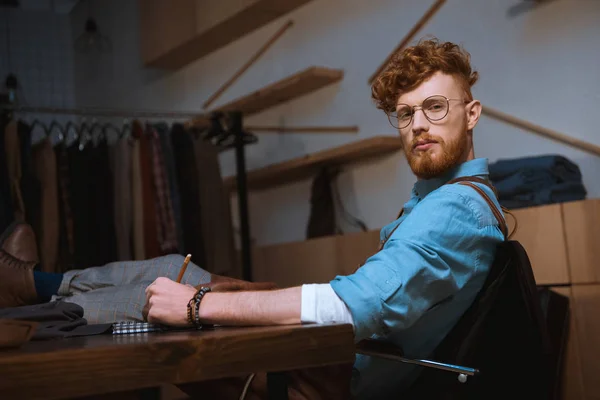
[
  {"xmin": 368, "ymin": 0, "xmax": 446, "ymax": 84},
  {"xmin": 482, "ymin": 106, "xmax": 600, "ymax": 157},
  {"xmin": 247, "ymin": 125, "xmax": 358, "ymax": 134},
  {"xmin": 203, "ymin": 20, "xmax": 294, "ymax": 110}
]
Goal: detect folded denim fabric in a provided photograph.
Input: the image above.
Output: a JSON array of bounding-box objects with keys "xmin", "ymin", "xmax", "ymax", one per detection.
[
  {"xmin": 498, "ymin": 182, "xmax": 587, "ymax": 209},
  {"xmin": 489, "ymin": 155, "xmax": 587, "ymax": 209},
  {"xmin": 489, "ymin": 155, "xmax": 582, "ymax": 183}
]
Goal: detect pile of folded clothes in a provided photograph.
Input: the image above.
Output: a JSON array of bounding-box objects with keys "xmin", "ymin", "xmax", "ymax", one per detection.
[{"xmin": 489, "ymin": 154, "xmax": 587, "ymax": 209}]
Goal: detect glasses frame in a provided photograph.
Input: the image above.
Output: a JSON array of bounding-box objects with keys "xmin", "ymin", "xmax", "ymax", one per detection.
[{"xmin": 387, "ymin": 95, "xmax": 470, "ymax": 130}]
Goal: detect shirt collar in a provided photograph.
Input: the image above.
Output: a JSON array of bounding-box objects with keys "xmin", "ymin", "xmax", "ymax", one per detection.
[{"xmin": 412, "ymin": 158, "xmax": 490, "ymax": 199}]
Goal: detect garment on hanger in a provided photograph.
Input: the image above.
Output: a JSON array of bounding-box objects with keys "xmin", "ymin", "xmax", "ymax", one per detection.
[
  {"xmin": 171, "ymin": 123, "xmax": 206, "ymax": 267},
  {"xmin": 0, "ymin": 113, "xmax": 15, "ymax": 233},
  {"xmin": 65, "ymin": 136, "xmax": 118, "ymax": 269},
  {"xmin": 136, "ymin": 122, "xmax": 160, "ymax": 259},
  {"xmin": 18, "ymin": 121, "xmax": 42, "ymax": 243},
  {"xmin": 67, "ymin": 142, "xmax": 92, "ymax": 269},
  {"xmin": 89, "ymin": 138, "xmax": 117, "ymax": 266},
  {"xmin": 4, "ymin": 120, "xmax": 25, "ymax": 221},
  {"xmin": 32, "ymin": 137, "xmax": 59, "ymax": 273},
  {"xmin": 193, "ymin": 136, "xmax": 236, "ymax": 276},
  {"xmin": 110, "ymin": 136, "xmax": 133, "ymax": 261},
  {"xmin": 149, "ymin": 125, "xmax": 178, "ymax": 254},
  {"xmin": 131, "ymin": 129, "xmax": 145, "ymax": 261},
  {"xmin": 155, "ymin": 122, "xmax": 184, "ymax": 254},
  {"xmin": 55, "ymin": 141, "xmax": 76, "ymax": 271}
]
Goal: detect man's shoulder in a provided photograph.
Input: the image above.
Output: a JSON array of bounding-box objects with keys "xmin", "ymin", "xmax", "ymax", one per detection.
[{"xmin": 424, "ymin": 180, "xmax": 503, "ymax": 230}]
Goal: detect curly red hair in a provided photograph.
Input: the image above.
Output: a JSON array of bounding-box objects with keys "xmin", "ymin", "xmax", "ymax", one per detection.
[{"xmin": 371, "ymin": 38, "xmax": 478, "ymax": 113}]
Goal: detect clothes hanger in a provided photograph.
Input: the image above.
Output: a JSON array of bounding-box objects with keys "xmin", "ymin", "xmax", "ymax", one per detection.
[
  {"xmin": 215, "ymin": 111, "xmax": 258, "ymax": 149},
  {"xmin": 46, "ymin": 120, "xmax": 65, "ymax": 145},
  {"xmin": 120, "ymin": 123, "xmax": 132, "ymax": 139},
  {"xmin": 116, "ymin": 118, "xmax": 131, "ymax": 139},
  {"xmin": 204, "ymin": 112, "xmax": 226, "ymax": 142},
  {"xmin": 89, "ymin": 119, "xmax": 104, "ymax": 144},
  {"xmin": 102, "ymin": 122, "xmax": 121, "ymax": 140},
  {"xmin": 29, "ymin": 118, "xmax": 50, "ymax": 137},
  {"xmin": 74, "ymin": 119, "xmax": 94, "ymax": 150},
  {"xmin": 62, "ymin": 121, "xmax": 78, "ymax": 146},
  {"xmin": 190, "ymin": 125, "xmax": 207, "ymax": 140},
  {"xmin": 219, "ymin": 130, "xmax": 258, "ymax": 149}
]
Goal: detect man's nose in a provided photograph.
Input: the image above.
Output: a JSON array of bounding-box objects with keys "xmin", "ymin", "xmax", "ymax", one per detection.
[{"xmin": 411, "ymin": 108, "xmax": 429, "ymax": 135}]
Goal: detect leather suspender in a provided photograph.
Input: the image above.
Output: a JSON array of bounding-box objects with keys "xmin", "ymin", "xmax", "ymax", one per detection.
[
  {"xmin": 446, "ymin": 177, "xmax": 509, "ymax": 240},
  {"xmin": 380, "ymin": 177, "xmax": 509, "ymax": 251}
]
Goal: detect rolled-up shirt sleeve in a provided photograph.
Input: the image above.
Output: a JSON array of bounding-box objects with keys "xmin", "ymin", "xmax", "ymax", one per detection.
[{"xmin": 330, "ymin": 186, "xmax": 497, "ymax": 342}]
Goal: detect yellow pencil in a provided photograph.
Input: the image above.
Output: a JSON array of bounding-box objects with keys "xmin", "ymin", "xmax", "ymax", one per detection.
[{"xmin": 176, "ymin": 254, "xmax": 192, "ymax": 283}]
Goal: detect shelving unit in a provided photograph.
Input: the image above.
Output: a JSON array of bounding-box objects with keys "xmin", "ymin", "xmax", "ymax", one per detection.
[
  {"xmin": 224, "ymin": 135, "xmax": 403, "ymax": 192},
  {"xmin": 189, "ymin": 66, "xmax": 344, "ymax": 127}
]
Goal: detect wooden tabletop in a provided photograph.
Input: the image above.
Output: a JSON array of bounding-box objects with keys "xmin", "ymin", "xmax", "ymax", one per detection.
[{"xmin": 0, "ymin": 323, "xmax": 355, "ymax": 400}]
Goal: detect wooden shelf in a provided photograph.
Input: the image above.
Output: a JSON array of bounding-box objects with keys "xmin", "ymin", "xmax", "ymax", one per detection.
[
  {"xmin": 141, "ymin": 0, "xmax": 313, "ymax": 70},
  {"xmin": 189, "ymin": 66, "xmax": 344, "ymax": 127},
  {"xmin": 224, "ymin": 135, "xmax": 403, "ymax": 192}
]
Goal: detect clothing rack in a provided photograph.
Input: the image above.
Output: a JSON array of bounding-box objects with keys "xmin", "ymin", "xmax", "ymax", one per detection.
[
  {"xmin": 1, "ymin": 104, "xmax": 206, "ymax": 120},
  {"xmin": 1, "ymin": 103, "xmax": 255, "ymax": 282}
]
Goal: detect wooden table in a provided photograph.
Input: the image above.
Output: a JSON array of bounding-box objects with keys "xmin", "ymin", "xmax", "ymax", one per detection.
[{"xmin": 0, "ymin": 323, "xmax": 355, "ymax": 399}]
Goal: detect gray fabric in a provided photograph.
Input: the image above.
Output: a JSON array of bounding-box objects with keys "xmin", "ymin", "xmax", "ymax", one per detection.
[{"xmin": 52, "ymin": 254, "xmax": 211, "ymax": 324}]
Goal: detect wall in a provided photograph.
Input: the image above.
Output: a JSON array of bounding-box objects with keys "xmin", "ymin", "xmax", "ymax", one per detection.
[
  {"xmin": 70, "ymin": 0, "xmax": 600, "ymax": 247},
  {"xmin": 0, "ymin": 7, "xmax": 76, "ymax": 141}
]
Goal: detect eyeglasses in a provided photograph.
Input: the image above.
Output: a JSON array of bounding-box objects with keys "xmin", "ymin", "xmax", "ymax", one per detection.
[{"xmin": 387, "ymin": 95, "xmax": 470, "ymax": 130}]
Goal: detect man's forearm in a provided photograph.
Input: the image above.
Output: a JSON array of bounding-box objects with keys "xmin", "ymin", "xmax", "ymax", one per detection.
[{"xmin": 199, "ymin": 287, "xmax": 302, "ymax": 326}]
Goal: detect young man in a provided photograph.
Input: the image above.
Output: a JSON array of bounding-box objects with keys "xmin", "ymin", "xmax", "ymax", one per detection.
[
  {"xmin": 0, "ymin": 38, "xmax": 505, "ymax": 398},
  {"xmin": 144, "ymin": 38, "xmax": 506, "ymax": 397}
]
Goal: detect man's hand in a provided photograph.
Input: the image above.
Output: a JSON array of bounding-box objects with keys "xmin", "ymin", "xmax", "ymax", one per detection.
[{"xmin": 143, "ymin": 277, "xmax": 196, "ymax": 326}]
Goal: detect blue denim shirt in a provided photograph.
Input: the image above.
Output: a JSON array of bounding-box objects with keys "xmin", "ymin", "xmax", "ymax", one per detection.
[{"xmin": 330, "ymin": 158, "xmax": 505, "ymax": 399}]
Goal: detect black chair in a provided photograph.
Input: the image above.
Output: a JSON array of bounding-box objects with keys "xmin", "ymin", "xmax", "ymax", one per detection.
[{"xmin": 357, "ymin": 240, "xmax": 569, "ymax": 400}]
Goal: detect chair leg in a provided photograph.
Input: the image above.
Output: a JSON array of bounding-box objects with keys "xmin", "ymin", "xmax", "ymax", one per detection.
[{"xmin": 267, "ymin": 372, "xmax": 289, "ymax": 400}]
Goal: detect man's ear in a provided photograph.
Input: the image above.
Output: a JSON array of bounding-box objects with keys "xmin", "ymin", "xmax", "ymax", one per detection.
[{"xmin": 466, "ymin": 100, "xmax": 482, "ymax": 131}]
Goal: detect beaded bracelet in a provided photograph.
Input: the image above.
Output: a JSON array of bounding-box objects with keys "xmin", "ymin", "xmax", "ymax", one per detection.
[
  {"xmin": 187, "ymin": 286, "xmax": 211, "ymax": 328},
  {"xmin": 186, "ymin": 298, "xmax": 195, "ymax": 325}
]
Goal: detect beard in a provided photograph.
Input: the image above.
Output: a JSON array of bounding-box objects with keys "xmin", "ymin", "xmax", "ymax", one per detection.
[{"xmin": 403, "ymin": 132, "xmax": 469, "ymax": 180}]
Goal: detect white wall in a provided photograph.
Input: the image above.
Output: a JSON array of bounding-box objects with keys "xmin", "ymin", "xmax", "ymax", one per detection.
[
  {"xmin": 0, "ymin": 7, "xmax": 76, "ymax": 141},
  {"xmin": 70, "ymin": 0, "xmax": 600, "ymax": 247}
]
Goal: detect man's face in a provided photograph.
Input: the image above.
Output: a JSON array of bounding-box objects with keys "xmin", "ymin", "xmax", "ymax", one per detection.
[{"xmin": 395, "ymin": 72, "xmax": 477, "ymax": 180}]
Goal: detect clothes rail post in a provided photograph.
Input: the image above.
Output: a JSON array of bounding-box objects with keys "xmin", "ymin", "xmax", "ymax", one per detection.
[{"xmin": 229, "ymin": 111, "xmax": 253, "ymax": 282}]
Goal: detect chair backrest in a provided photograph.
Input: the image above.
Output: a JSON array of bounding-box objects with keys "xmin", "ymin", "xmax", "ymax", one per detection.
[{"xmin": 403, "ymin": 239, "xmax": 556, "ymax": 400}]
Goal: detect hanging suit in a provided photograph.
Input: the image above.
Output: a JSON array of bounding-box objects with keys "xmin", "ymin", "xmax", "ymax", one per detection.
[
  {"xmin": 4, "ymin": 120, "xmax": 25, "ymax": 221},
  {"xmin": 32, "ymin": 137, "xmax": 59, "ymax": 273},
  {"xmin": 110, "ymin": 137, "xmax": 133, "ymax": 261}
]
